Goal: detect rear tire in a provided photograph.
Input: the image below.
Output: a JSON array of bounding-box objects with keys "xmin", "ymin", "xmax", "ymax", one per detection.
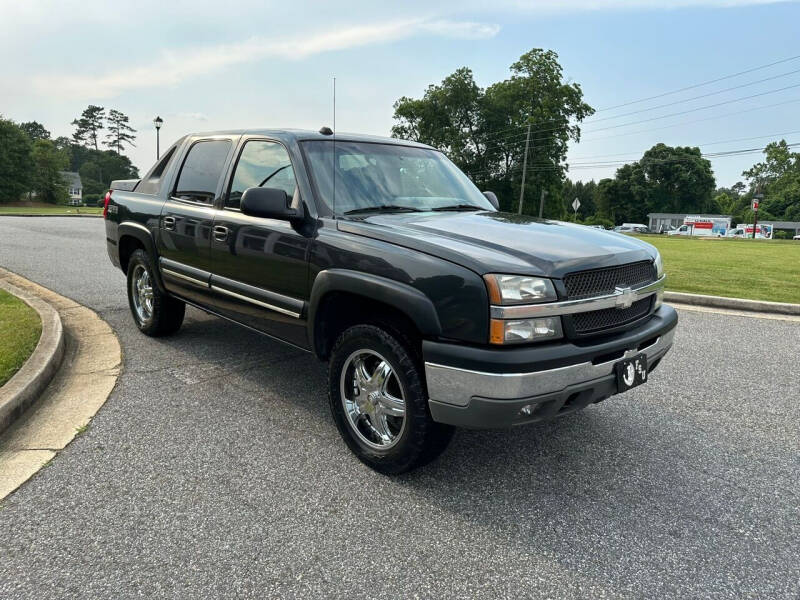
[
  {"xmin": 328, "ymin": 324, "xmax": 453, "ymax": 474},
  {"xmin": 126, "ymin": 249, "xmax": 185, "ymax": 337}
]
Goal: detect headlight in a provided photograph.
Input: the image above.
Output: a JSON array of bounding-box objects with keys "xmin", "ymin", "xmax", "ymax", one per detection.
[
  {"xmin": 490, "ymin": 316, "xmax": 563, "ymax": 345},
  {"xmin": 484, "ymin": 274, "xmax": 556, "ymax": 305},
  {"xmin": 653, "ymin": 252, "xmax": 664, "ymax": 309},
  {"xmin": 654, "ymin": 252, "xmax": 664, "ymax": 279}
]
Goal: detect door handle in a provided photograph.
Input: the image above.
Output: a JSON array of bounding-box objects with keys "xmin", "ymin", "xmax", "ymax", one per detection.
[
  {"xmin": 163, "ymin": 216, "xmax": 176, "ymax": 231},
  {"xmin": 213, "ymin": 225, "xmax": 229, "ymax": 242}
]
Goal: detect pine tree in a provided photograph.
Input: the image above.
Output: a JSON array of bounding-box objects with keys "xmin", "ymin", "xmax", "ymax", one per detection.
[
  {"xmin": 71, "ymin": 105, "xmax": 105, "ymax": 150},
  {"xmin": 104, "ymin": 109, "xmax": 137, "ymax": 154}
]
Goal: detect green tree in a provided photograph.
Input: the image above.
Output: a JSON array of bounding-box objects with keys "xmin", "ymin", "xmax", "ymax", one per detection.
[
  {"xmin": 0, "ymin": 118, "xmax": 33, "ymax": 202},
  {"xmin": 639, "ymin": 144, "xmax": 716, "ymax": 214},
  {"xmin": 743, "ymin": 140, "xmax": 800, "ymax": 221},
  {"xmin": 562, "ymin": 178, "xmax": 597, "ymax": 220},
  {"xmin": 19, "ymin": 121, "xmax": 51, "ymax": 141},
  {"xmin": 104, "ymin": 109, "xmax": 137, "ymax": 154},
  {"xmin": 71, "ymin": 105, "xmax": 105, "ymax": 150},
  {"xmin": 31, "ymin": 139, "xmax": 69, "ymax": 204},
  {"xmin": 392, "ymin": 48, "xmax": 594, "ymax": 216}
]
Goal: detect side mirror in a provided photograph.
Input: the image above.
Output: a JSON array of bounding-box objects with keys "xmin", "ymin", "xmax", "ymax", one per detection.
[
  {"xmin": 482, "ymin": 191, "xmax": 500, "ymax": 210},
  {"xmin": 240, "ymin": 187, "xmax": 304, "ymax": 221}
]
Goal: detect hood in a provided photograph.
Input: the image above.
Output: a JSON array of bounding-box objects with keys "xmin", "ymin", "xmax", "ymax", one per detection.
[{"xmin": 337, "ymin": 211, "xmax": 657, "ymax": 278}]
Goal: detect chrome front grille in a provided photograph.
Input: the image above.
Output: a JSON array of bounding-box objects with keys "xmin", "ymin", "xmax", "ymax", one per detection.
[
  {"xmin": 563, "ymin": 261, "xmax": 657, "ymax": 334},
  {"xmin": 571, "ymin": 297, "xmax": 653, "ymax": 334},
  {"xmin": 564, "ymin": 261, "xmax": 656, "ymax": 300}
]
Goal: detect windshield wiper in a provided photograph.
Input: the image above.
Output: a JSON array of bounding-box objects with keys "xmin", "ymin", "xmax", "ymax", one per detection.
[
  {"xmin": 343, "ymin": 205, "xmax": 424, "ymax": 215},
  {"xmin": 431, "ymin": 204, "xmax": 485, "ymax": 211}
]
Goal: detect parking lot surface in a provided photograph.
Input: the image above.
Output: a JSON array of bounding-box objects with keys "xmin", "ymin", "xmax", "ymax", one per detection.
[{"xmin": 0, "ymin": 217, "xmax": 798, "ymax": 599}]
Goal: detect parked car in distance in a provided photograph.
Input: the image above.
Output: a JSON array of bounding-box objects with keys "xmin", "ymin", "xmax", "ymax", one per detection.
[
  {"xmin": 103, "ymin": 128, "xmax": 676, "ymax": 474},
  {"xmin": 794, "ymin": 234, "xmax": 800, "ymax": 240},
  {"xmin": 614, "ymin": 224, "xmax": 649, "ymax": 234}
]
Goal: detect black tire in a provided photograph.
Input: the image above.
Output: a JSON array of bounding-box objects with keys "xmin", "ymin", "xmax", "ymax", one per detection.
[
  {"xmin": 328, "ymin": 324, "xmax": 454, "ymax": 474},
  {"xmin": 126, "ymin": 248, "xmax": 185, "ymax": 337}
]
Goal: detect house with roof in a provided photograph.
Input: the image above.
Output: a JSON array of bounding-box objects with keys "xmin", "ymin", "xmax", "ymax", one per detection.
[{"xmin": 60, "ymin": 171, "xmax": 83, "ymax": 205}]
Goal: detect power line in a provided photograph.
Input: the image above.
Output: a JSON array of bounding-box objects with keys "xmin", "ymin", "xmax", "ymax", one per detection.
[
  {"xmin": 568, "ymin": 129, "xmax": 800, "ymax": 160},
  {"xmin": 468, "ymin": 95, "xmax": 800, "ymax": 157},
  {"xmin": 464, "ymin": 54, "xmax": 800, "ymax": 144},
  {"xmin": 464, "ymin": 142, "xmax": 799, "ymax": 178},
  {"xmin": 579, "ymin": 97, "xmax": 800, "ymax": 142},
  {"xmin": 596, "ymin": 53, "xmax": 800, "ymax": 111},
  {"xmin": 581, "ymin": 82, "xmax": 800, "ymax": 134},
  {"xmin": 586, "ymin": 67, "xmax": 800, "ymax": 124}
]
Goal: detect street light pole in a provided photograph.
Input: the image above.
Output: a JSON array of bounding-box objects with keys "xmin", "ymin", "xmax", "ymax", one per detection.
[{"xmin": 153, "ymin": 116, "xmax": 163, "ymax": 159}]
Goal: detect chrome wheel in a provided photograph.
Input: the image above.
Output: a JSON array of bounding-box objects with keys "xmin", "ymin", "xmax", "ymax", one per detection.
[
  {"xmin": 340, "ymin": 349, "xmax": 407, "ymax": 450},
  {"xmin": 131, "ymin": 264, "xmax": 154, "ymax": 323}
]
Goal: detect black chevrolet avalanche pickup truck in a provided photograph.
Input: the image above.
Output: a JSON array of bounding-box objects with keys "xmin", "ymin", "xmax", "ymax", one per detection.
[{"xmin": 104, "ymin": 129, "xmax": 677, "ymax": 473}]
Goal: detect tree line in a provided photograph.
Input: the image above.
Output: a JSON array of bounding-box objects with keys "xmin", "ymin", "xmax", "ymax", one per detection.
[
  {"xmin": 0, "ymin": 106, "xmax": 139, "ymax": 205},
  {"xmin": 392, "ymin": 47, "xmax": 800, "ymax": 232}
]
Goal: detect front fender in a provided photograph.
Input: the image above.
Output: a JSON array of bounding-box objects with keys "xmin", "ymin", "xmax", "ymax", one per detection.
[{"xmin": 308, "ymin": 269, "xmax": 443, "ymax": 356}]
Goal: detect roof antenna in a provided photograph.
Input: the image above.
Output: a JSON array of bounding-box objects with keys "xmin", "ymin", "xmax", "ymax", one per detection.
[{"xmin": 332, "ymin": 76, "xmax": 336, "ymax": 217}]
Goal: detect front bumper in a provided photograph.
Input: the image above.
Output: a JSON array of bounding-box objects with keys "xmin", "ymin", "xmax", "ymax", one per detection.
[{"xmin": 425, "ymin": 304, "xmax": 677, "ymax": 428}]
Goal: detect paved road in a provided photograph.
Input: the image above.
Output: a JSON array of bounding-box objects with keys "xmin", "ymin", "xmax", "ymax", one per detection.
[{"xmin": 0, "ymin": 217, "xmax": 798, "ymax": 599}]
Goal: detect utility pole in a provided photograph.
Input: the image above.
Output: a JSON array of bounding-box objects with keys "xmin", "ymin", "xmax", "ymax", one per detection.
[
  {"xmin": 517, "ymin": 121, "xmax": 532, "ymax": 214},
  {"xmin": 538, "ymin": 189, "xmax": 548, "ymax": 219}
]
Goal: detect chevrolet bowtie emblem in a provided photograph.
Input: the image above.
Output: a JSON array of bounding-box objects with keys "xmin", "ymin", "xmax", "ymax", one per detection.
[{"xmin": 614, "ymin": 286, "xmax": 635, "ymax": 309}]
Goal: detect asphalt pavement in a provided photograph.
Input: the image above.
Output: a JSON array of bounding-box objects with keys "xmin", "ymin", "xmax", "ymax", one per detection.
[{"xmin": 0, "ymin": 217, "xmax": 798, "ymax": 599}]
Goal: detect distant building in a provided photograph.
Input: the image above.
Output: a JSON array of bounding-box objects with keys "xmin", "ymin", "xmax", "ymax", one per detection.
[
  {"xmin": 647, "ymin": 212, "xmax": 800, "ymax": 236},
  {"xmin": 647, "ymin": 213, "xmax": 731, "ymax": 233},
  {"xmin": 60, "ymin": 171, "xmax": 82, "ymax": 205}
]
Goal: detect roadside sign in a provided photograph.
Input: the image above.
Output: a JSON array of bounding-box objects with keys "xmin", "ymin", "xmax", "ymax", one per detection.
[
  {"xmin": 752, "ymin": 199, "xmax": 759, "ymax": 211},
  {"xmin": 572, "ymin": 198, "xmax": 581, "ymax": 212}
]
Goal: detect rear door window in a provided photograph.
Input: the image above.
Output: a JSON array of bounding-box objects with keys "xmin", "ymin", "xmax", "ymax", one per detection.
[
  {"xmin": 173, "ymin": 140, "xmax": 232, "ymax": 204},
  {"xmin": 136, "ymin": 146, "xmax": 178, "ymax": 195}
]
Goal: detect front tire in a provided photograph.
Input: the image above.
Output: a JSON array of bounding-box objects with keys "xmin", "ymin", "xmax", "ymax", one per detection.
[
  {"xmin": 126, "ymin": 249, "xmax": 185, "ymax": 336},
  {"xmin": 328, "ymin": 324, "xmax": 453, "ymax": 474}
]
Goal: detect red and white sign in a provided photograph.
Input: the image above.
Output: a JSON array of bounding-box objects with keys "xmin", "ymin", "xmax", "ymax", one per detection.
[{"xmin": 752, "ymin": 199, "xmax": 759, "ymax": 211}]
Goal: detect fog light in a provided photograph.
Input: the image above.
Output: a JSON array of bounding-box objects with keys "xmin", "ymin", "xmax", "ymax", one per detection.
[
  {"xmin": 491, "ymin": 316, "xmax": 563, "ymax": 344},
  {"xmin": 519, "ymin": 404, "xmax": 534, "ymax": 416}
]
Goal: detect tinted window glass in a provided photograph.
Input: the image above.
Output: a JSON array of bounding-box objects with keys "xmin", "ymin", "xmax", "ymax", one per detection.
[
  {"xmin": 174, "ymin": 140, "xmax": 231, "ymax": 204},
  {"xmin": 227, "ymin": 140, "xmax": 297, "ymax": 209},
  {"xmin": 136, "ymin": 145, "xmax": 177, "ymax": 195}
]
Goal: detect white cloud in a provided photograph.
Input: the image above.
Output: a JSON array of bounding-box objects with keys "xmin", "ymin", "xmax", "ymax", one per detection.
[
  {"xmin": 31, "ymin": 18, "xmax": 500, "ymax": 99},
  {"xmin": 176, "ymin": 112, "xmax": 210, "ymax": 121}
]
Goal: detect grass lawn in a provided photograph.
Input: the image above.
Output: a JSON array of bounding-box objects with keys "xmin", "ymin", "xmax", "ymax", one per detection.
[
  {"xmin": 0, "ymin": 206, "xmax": 102, "ymax": 215},
  {"xmin": 0, "ymin": 289, "xmax": 42, "ymax": 387},
  {"xmin": 633, "ymin": 235, "xmax": 800, "ymax": 304}
]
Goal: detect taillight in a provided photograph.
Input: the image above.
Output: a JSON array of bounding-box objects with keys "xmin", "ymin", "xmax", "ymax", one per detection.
[{"xmin": 102, "ymin": 190, "xmax": 111, "ymax": 219}]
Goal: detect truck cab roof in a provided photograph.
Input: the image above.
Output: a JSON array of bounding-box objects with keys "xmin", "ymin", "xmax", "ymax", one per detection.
[{"xmin": 185, "ymin": 128, "xmax": 436, "ymax": 150}]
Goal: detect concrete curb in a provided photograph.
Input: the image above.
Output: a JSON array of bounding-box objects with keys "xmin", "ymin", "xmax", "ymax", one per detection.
[
  {"xmin": 0, "ymin": 268, "xmax": 121, "ymax": 499},
  {"xmin": 0, "ymin": 213, "xmax": 102, "ymax": 218},
  {"xmin": 664, "ymin": 291, "xmax": 800, "ymax": 316},
  {"xmin": 0, "ymin": 279, "xmax": 65, "ymax": 434}
]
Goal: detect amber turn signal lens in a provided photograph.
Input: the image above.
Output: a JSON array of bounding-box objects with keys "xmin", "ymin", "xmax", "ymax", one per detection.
[
  {"xmin": 484, "ymin": 275, "xmax": 502, "ymax": 304},
  {"xmin": 489, "ymin": 319, "xmax": 506, "ymax": 344}
]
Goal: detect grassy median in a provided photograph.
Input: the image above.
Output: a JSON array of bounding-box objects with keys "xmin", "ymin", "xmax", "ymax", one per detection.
[
  {"xmin": 0, "ymin": 289, "xmax": 42, "ymax": 387},
  {"xmin": 633, "ymin": 235, "xmax": 800, "ymax": 304},
  {"xmin": 0, "ymin": 206, "xmax": 102, "ymax": 215}
]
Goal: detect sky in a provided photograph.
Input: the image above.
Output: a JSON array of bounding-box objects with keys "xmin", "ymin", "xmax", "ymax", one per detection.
[{"xmin": 2, "ymin": 0, "xmax": 799, "ymax": 188}]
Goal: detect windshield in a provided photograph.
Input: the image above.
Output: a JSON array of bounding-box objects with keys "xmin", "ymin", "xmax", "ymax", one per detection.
[{"xmin": 302, "ymin": 140, "xmax": 495, "ymax": 215}]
